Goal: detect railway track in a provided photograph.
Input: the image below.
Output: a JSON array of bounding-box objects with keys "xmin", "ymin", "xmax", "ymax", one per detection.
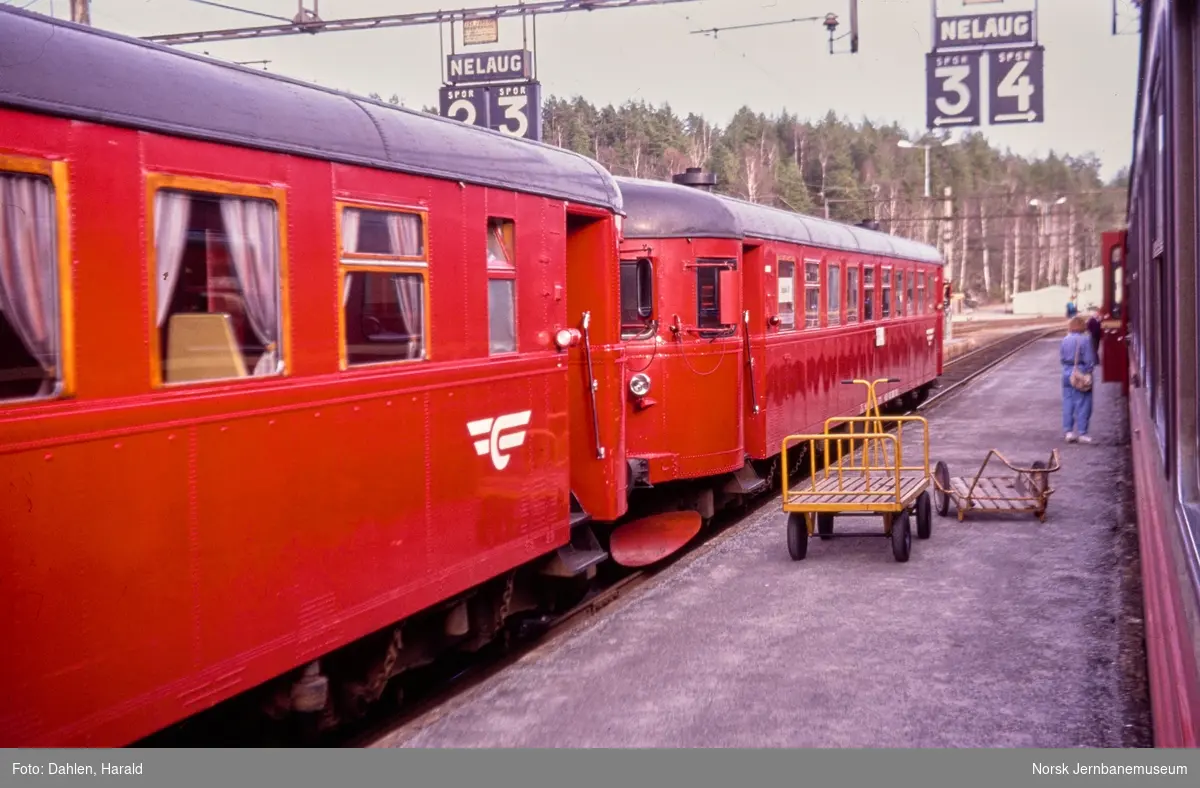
[
  {"xmin": 350, "ymin": 325, "xmax": 1061, "ymax": 749},
  {"xmin": 917, "ymin": 326, "xmax": 1062, "ymax": 411}
]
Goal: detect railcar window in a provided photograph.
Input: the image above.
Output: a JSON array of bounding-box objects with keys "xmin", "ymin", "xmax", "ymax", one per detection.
[
  {"xmin": 827, "ymin": 264, "xmax": 841, "ymax": 327},
  {"xmin": 0, "ymin": 171, "xmax": 62, "ymax": 401},
  {"xmin": 905, "ymin": 271, "xmax": 915, "ymax": 316},
  {"xmin": 863, "ymin": 266, "xmax": 875, "ymax": 321},
  {"xmin": 339, "ymin": 204, "xmax": 427, "ymax": 366},
  {"xmin": 804, "ymin": 262, "xmax": 820, "ymax": 328},
  {"xmin": 880, "ymin": 267, "xmax": 892, "ymax": 319},
  {"xmin": 153, "ymin": 188, "xmax": 284, "ymax": 384},
  {"xmin": 487, "ymin": 218, "xmax": 517, "ymax": 354},
  {"xmin": 620, "ymin": 257, "xmax": 654, "ymax": 337},
  {"xmin": 846, "ymin": 267, "xmax": 859, "ymax": 324},
  {"xmin": 917, "ymin": 273, "xmax": 926, "ymax": 315},
  {"xmin": 777, "ymin": 258, "xmax": 796, "ymax": 330},
  {"xmin": 696, "ymin": 266, "xmax": 721, "ymax": 329}
]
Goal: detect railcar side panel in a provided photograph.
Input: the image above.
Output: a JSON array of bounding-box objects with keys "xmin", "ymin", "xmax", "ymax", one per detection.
[
  {"xmin": 621, "ymin": 237, "xmax": 745, "ymax": 484},
  {"xmin": 0, "ymin": 114, "xmax": 584, "ymax": 746}
]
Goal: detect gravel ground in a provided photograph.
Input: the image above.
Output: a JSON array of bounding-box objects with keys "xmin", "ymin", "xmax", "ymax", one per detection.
[{"xmin": 375, "ymin": 338, "xmax": 1150, "ymax": 748}]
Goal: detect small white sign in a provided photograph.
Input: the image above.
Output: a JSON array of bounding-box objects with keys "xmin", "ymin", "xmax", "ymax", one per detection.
[{"xmin": 875, "ymin": 326, "xmax": 886, "ymax": 347}]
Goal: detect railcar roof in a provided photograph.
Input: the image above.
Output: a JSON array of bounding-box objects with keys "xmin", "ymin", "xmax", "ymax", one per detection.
[
  {"xmin": 614, "ymin": 177, "xmax": 743, "ymax": 240},
  {"xmin": 0, "ymin": 7, "xmax": 623, "ymax": 213},
  {"xmin": 716, "ymin": 194, "xmax": 943, "ymax": 264}
]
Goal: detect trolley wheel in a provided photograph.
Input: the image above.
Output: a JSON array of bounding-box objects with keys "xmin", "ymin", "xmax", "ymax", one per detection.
[
  {"xmin": 915, "ymin": 490, "xmax": 932, "ymax": 540},
  {"xmin": 817, "ymin": 512, "xmax": 834, "ymax": 540},
  {"xmin": 787, "ymin": 512, "xmax": 808, "ymax": 561},
  {"xmin": 1030, "ymin": 460, "xmax": 1048, "ymax": 495},
  {"xmin": 891, "ymin": 509, "xmax": 912, "ymax": 563},
  {"xmin": 933, "ymin": 460, "xmax": 951, "ymax": 516}
]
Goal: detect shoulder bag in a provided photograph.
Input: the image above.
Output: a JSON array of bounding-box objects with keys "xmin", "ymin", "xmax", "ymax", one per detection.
[{"xmin": 1070, "ymin": 338, "xmax": 1093, "ymax": 393}]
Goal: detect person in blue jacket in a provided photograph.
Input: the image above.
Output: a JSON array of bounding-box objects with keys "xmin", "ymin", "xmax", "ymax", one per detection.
[{"xmin": 1061, "ymin": 315, "xmax": 1097, "ymax": 443}]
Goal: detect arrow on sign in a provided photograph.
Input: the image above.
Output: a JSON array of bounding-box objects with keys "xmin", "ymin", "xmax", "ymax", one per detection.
[
  {"xmin": 993, "ymin": 111, "xmax": 1039, "ymax": 122},
  {"xmin": 933, "ymin": 116, "xmax": 976, "ymax": 126}
]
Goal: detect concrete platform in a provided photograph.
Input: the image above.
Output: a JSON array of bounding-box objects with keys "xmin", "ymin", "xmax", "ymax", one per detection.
[{"xmin": 374, "ymin": 338, "xmax": 1140, "ymax": 748}]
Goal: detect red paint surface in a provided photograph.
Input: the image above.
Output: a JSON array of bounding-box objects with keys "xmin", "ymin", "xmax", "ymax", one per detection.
[
  {"xmin": 608, "ymin": 511, "xmax": 703, "ymax": 567},
  {"xmin": 0, "ymin": 112, "xmax": 617, "ymax": 746},
  {"xmin": 741, "ymin": 241, "xmax": 942, "ymax": 460},
  {"xmin": 621, "ymin": 237, "xmax": 745, "ymax": 484}
]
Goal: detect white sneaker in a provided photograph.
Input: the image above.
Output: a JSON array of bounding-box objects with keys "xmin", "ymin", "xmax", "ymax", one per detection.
[
  {"xmin": 1065, "ymin": 432, "xmax": 1077, "ymax": 442},
  {"xmin": 1077, "ymin": 434, "xmax": 1093, "ymax": 444}
]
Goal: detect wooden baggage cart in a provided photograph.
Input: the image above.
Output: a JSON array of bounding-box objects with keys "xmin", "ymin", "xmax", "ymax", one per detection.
[
  {"xmin": 780, "ymin": 378, "xmax": 933, "ymax": 563},
  {"xmin": 930, "ymin": 449, "xmax": 1061, "ymax": 523}
]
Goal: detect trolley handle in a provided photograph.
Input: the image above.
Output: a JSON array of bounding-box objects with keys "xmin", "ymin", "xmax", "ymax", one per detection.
[{"xmin": 840, "ymin": 378, "xmax": 900, "ymax": 384}]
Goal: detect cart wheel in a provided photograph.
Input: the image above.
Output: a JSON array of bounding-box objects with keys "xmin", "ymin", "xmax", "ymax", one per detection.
[
  {"xmin": 1030, "ymin": 460, "xmax": 1048, "ymax": 496},
  {"xmin": 787, "ymin": 513, "xmax": 808, "ymax": 561},
  {"xmin": 817, "ymin": 512, "xmax": 834, "ymax": 541},
  {"xmin": 891, "ymin": 510, "xmax": 912, "ymax": 563},
  {"xmin": 915, "ymin": 490, "xmax": 932, "ymax": 540},
  {"xmin": 933, "ymin": 460, "xmax": 951, "ymax": 516}
]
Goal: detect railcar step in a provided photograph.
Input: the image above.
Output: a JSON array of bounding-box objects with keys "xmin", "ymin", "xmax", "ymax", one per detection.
[
  {"xmin": 541, "ymin": 523, "xmax": 608, "ymax": 578},
  {"xmin": 723, "ymin": 464, "xmax": 769, "ymax": 495}
]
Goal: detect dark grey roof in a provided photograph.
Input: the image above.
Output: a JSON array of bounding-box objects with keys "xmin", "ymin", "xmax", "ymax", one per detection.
[
  {"xmin": 0, "ymin": 7, "xmax": 622, "ymax": 212},
  {"xmin": 716, "ymin": 194, "xmax": 943, "ymax": 264},
  {"xmin": 614, "ymin": 177, "xmax": 743, "ymax": 239}
]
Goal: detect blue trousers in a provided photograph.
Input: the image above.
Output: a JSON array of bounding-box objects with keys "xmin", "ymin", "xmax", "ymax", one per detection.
[{"xmin": 1062, "ymin": 384, "xmax": 1093, "ymax": 434}]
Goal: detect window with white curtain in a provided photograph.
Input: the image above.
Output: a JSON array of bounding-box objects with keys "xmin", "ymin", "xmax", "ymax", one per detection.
[
  {"xmin": 152, "ymin": 187, "xmax": 284, "ymax": 385},
  {"xmin": 0, "ymin": 169, "xmax": 62, "ymax": 401},
  {"xmin": 487, "ymin": 217, "xmax": 516, "ymax": 354},
  {"xmin": 339, "ymin": 204, "xmax": 427, "ymax": 367}
]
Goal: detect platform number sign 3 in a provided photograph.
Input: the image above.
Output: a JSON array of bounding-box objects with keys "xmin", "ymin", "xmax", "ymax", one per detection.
[
  {"xmin": 926, "ymin": 51, "xmax": 982, "ymax": 128},
  {"xmin": 988, "ymin": 47, "xmax": 1044, "ymax": 124},
  {"xmin": 488, "ymin": 83, "xmax": 540, "ymax": 139}
]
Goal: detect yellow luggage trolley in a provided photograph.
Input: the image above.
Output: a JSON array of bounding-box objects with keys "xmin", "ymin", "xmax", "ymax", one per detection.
[{"xmin": 780, "ymin": 378, "xmax": 933, "ymax": 563}]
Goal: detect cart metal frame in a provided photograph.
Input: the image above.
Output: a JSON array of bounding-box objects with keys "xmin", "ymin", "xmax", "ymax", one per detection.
[
  {"xmin": 780, "ymin": 378, "xmax": 934, "ymax": 563},
  {"xmin": 931, "ymin": 449, "xmax": 1062, "ymax": 523}
]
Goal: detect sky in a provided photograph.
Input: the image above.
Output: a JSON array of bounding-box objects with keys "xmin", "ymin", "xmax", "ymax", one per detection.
[{"xmin": 12, "ymin": 0, "xmax": 1143, "ymax": 180}]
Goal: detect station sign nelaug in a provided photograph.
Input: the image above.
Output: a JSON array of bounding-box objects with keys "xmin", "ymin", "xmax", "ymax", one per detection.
[
  {"xmin": 446, "ymin": 49, "xmax": 533, "ymax": 86},
  {"xmin": 935, "ymin": 11, "xmax": 1035, "ymax": 50}
]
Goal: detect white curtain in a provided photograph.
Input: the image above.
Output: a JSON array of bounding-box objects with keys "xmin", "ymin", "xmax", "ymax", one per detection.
[
  {"xmin": 154, "ymin": 191, "xmax": 191, "ymax": 327},
  {"xmin": 0, "ymin": 174, "xmax": 59, "ymax": 395},
  {"xmin": 385, "ymin": 212, "xmax": 421, "ymax": 257},
  {"xmin": 386, "ymin": 213, "xmax": 424, "ymax": 359},
  {"xmin": 220, "ymin": 197, "xmax": 282, "ymax": 376},
  {"xmin": 341, "ymin": 207, "xmax": 361, "ymax": 306}
]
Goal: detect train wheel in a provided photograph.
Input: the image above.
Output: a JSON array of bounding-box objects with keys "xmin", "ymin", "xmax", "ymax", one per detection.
[
  {"xmin": 915, "ymin": 491, "xmax": 932, "ymax": 540},
  {"xmin": 817, "ymin": 512, "xmax": 834, "ymax": 540},
  {"xmin": 933, "ymin": 460, "xmax": 951, "ymax": 516},
  {"xmin": 891, "ymin": 510, "xmax": 912, "ymax": 563},
  {"xmin": 786, "ymin": 513, "xmax": 808, "ymax": 561}
]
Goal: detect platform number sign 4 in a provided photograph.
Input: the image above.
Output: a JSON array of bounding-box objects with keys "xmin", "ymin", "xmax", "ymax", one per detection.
[
  {"xmin": 988, "ymin": 47, "xmax": 1044, "ymax": 124},
  {"xmin": 926, "ymin": 51, "xmax": 982, "ymax": 128}
]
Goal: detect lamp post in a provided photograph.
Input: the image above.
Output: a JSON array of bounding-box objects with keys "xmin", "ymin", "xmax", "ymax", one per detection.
[
  {"xmin": 1028, "ymin": 196, "xmax": 1066, "ymax": 292},
  {"xmin": 897, "ymin": 137, "xmax": 957, "ymax": 199}
]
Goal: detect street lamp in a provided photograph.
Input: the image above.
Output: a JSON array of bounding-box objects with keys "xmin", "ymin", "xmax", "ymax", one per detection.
[{"xmin": 898, "ymin": 137, "xmax": 957, "ymax": 198}]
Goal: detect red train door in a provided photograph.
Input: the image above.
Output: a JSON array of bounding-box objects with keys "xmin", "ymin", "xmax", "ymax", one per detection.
[{"xmin": 1099, "ymin": 229, "xmax": 1129, "ymax": 393}]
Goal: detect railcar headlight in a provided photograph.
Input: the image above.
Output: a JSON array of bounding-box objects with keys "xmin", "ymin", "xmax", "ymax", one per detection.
[{"xmin": 629, "ymin": 373, "xmax": 651, "ymax": 397}]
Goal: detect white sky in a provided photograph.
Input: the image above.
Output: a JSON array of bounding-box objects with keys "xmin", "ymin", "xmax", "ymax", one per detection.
[{"xmin": 17, "ymin": 0, "xmax": 1142, "ymax": 180}]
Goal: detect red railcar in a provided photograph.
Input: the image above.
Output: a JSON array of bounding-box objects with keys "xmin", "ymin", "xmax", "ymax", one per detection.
[
  {"xmin": 0, "ymin": 7, "xmax": 624, "ymax": 746},
  {"xmin": 1110, "ymin": 0, "xmax": 1200, "ymax": 749},
  {"xmin": 714, "ymin": 194, "xmax": 944, "ymax": 471},
  {"xmin": 605, "ymin": 174, "xmax": 944, "ymax": 558}
]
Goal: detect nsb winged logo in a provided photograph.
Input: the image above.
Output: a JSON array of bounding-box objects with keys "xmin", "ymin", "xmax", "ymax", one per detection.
[{"xmin": 466, "ymin": 410, "xmax": 532, "ymax": 470}]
